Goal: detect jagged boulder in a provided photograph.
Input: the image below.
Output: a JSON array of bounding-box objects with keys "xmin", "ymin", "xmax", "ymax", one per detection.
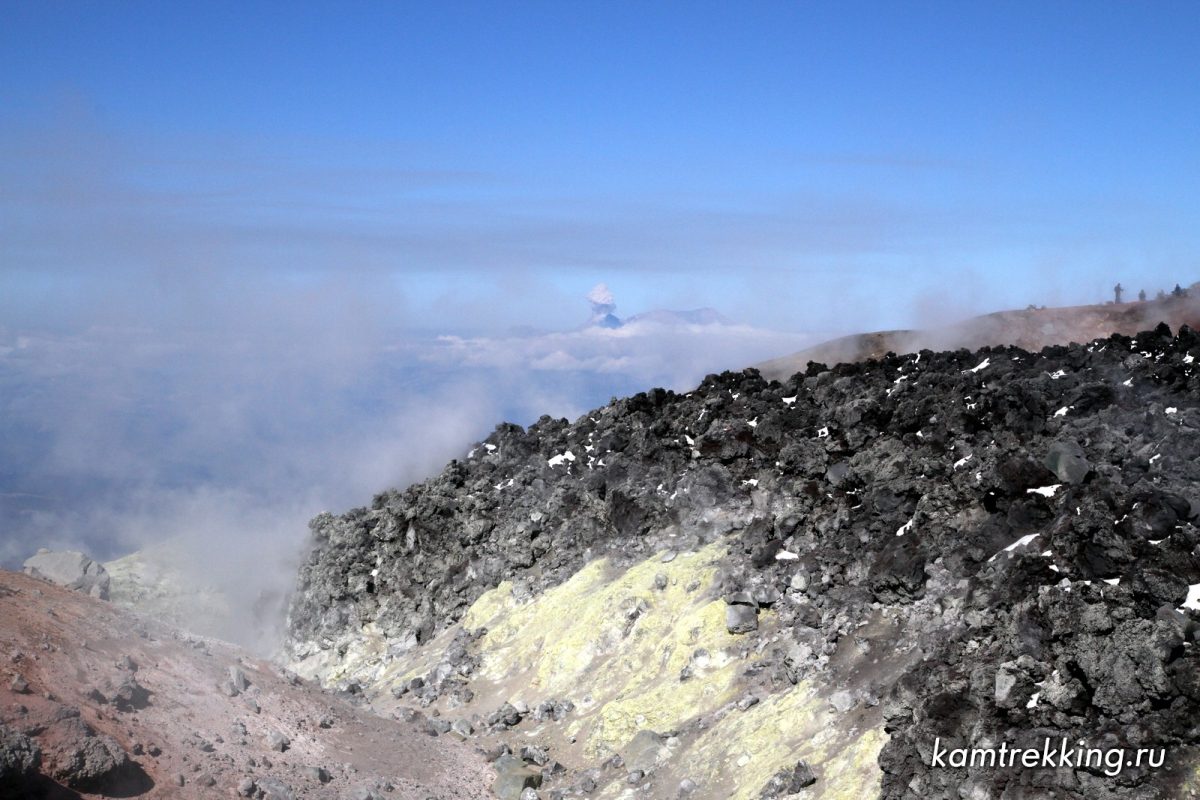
[
  {"xmin": 38, "ymin": 709, "xmax": 132, "ymax": 790},
  {"xmin": 492, "ymin": 753, "xmax": 542, "ymax": 800},
  {"xmin": 0, "ymin": 724, "xmax": 40, "ymax": 788},
  {"xmin": 23, "ymin": 549, "xmax": 110, "ymax": 600}
]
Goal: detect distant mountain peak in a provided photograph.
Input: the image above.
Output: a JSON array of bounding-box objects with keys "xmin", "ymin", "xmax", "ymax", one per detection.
[{"xmin": 582, "ymin": 283, "xmax": 730, "ymax": 330}]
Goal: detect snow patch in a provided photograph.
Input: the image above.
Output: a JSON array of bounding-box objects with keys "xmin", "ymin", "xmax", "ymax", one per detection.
[
  {"xmin": 1026, "ymin": 485, "xmax": 1062, "ymax": 498},
  {"xmin": 965, "ymin": 358, "xmax": 990, "ymax": 374},
  {"xmin": 547, "ymin": 450, "xmax": 576, "ymax": 467},
  {"xmin": 989, "ymin": 533, "xmax": 1040, "ymax": 562}
]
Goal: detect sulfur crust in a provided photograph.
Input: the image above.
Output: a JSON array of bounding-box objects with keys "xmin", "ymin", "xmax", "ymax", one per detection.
[
  {"xmin": 681, "ymin": 682, "xmax": 887, "ymax": 799},
  {"xmin": 298, "ymin": 542, "xmax": 889, "ymax": 798},
  {"xmin": 462, "ymin": 541, "xmax": 758, "ymax": 755}
]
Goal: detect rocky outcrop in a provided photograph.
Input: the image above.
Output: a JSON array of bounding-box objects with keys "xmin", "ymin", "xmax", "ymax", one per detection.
[
  {"xmin": 0, "ymin": 724, "xmax": 40, "ymax": 788},
  {"xmin": 23, "ymin": 549, "xmax": 111, "ymax": 600},
  {"xmin": 37, "ymin": 708, "xmax": 135, "ymax": 790},
  {"xmin": 0, "ymin": 569, "xmax": 494, "ymax": 799},
  {"xmin": 287, "ymin": 323, "xmax": 1200, "ymax": 798}
]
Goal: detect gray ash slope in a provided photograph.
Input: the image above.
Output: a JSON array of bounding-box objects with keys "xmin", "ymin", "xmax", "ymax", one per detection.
[{"xmin": 287, "ymin": 323, "xmax": 1200, "ymax": 798}]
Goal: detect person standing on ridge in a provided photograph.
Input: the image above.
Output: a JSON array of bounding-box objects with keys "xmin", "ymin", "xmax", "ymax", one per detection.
[{"xmin": 1113, "ymin": 283, "xmax": 1124, "ymax": 304}]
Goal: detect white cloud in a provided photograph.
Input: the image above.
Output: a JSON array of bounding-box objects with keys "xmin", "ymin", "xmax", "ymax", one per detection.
[{"xmin": 422, "ymin": 317, "xmax": 816, "ymax": 390}]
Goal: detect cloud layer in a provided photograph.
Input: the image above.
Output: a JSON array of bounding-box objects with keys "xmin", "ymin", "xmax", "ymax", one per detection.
[{"xmin": 0, "ymin": 272, "xmax": 816, "ymax": 650}]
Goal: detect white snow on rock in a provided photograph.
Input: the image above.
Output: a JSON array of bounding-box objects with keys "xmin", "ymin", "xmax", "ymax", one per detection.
[
  {"xmin": 484, "ymin": 443, "xmax": 497, "ymax": 452},
  {"xmin": 953, "ymin": 454, "xmax": 973, "ymax": 469},
  {"xmin": 782, "ymin": 395, "xmax": 797, "ymax": 406},
  {"xmin": 742, "ymin": 478, "xmax": 759, "ymax": 487},
  {"xmin": 1048, "ymin": 369, "xmax": 1067, "ymax": 379},
  {"xmin": 965, "ymin": 358, "xmax": 990, "ymax": 374},
  {"xmin": 1026, "ymin": 691, "xmax": 1041, "ymax": 709},
  {"xmin": 1166, "ymin": 407, "xmax": 1178, "ymax": 414},
  {"xmin": 747, "ymin": 417, "xmax": 758, "ymax": 428},
  {"xmin": 1121, "ymin": 378, "xmax": 1133, "ymax": 387},
  {"xmin": 1182, "ymin": 584, "xmax": 1200, "ymax": 612},
  {"xmin": 816, "ymin": 426, "xmax": 830, "ymax": 439},
  {"xmin": 547, "ymin": 451, "xmax": 576, "ymax": 467},
  {"xmin": 1102, "ymin": 577, "xmax": 1120, "ymax": 586},
  {"xmin": 1053, "ymin": 406, "xmax": 1069, "ymax": 417},
  {"xmin": 1026, "ymin": 485, "xmax": 1062, "ymax": 498},
  {"xmin": 895, "ymin": 518, "xmax": 914, "ymax": 537},
  {"xmin": 775, "ymin": 550, "xmax": 799, "ymax": 561},
  {"xmin": 989, "ymin": 533, "xmax": 1040, "ymax": 562},
  {"xmin": 1185, "ymin": 353, "xmax": 1195, "ymax": 364}
]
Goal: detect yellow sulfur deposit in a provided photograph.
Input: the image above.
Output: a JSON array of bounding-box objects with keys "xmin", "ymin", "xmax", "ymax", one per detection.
[{"xmin": 462, "ymin": 542, "xmax": 757, "ymax": 755}]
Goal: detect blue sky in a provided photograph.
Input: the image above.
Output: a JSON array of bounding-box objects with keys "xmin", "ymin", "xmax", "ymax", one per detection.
[{"xmin": 3, "ymin": 1, "xmax": 1198, "ymax": 333}]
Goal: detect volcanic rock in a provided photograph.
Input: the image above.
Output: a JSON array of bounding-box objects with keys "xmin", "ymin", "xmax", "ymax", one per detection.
[
  {"xmin": 284, "ymin": 324, "xmax": 1200, "ymax": 799},
  {"xmin": 0, "ymin": 724, "xmax": 40, "ymax": 786},
  {"xmin": 23, "ymin": 550, "xmax": 111, "ymax": 600}
]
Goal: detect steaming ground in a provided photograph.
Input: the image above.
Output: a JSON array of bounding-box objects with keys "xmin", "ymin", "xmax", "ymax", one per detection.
[
  {"xmin": 7, "ymin": 291, "xmax": 1193, "ymax": 651},
  {"xmin": 0, "ymin": 302, "xmax": 815, "ymax": 648}
]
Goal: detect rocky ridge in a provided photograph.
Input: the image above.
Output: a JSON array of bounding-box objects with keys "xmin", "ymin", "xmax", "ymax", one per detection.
[
  {"xmin": 757, "ymin": 292, "xmax": 1200, "ymax": 382},
  {"xmin": 287, "ymin": 323, "xmax": 1200, "ymax": 799}
]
